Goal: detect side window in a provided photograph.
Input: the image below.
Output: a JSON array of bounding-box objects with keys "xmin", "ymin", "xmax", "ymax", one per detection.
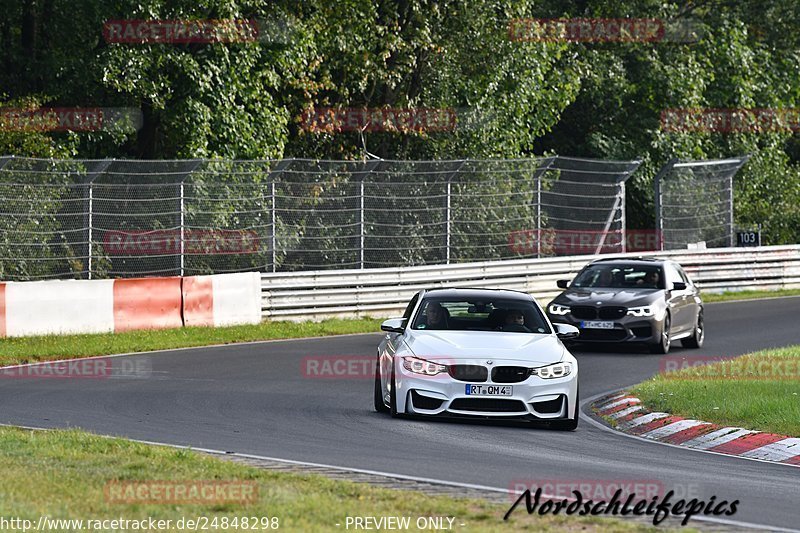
[
  {"xmin": 677, "ymin": 266, "xmax": 691, "ymax": 285},
  {"xmin": 402, "ymin": 293, "xmax": 420, "ymax": 322},
  {"xmin": 664, "ymin": 264, "xmax": 682, "ymax": 286}
]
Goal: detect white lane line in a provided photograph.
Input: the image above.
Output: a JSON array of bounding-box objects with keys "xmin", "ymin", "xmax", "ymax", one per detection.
[
  {"xmin": 608, "ymin": 405, "xmax": 643, "ymax": 420},
  {"xmin": 618, "ymin": 412, "xmax": 669, "ymax": 430},
  {"xmin": 598, "ymin": 397, "xmax": 640, "ymax": 411},
  {"xmin": 741, "ymin": 438, "xmax": 800, "ymax": 461},
  {"xmin": 640, "ymin": 420, "xmax": 709, "ymax": 440},
  {"xmin": 681, "ymin": 428, "xmax": 756, "ymax": 450}
]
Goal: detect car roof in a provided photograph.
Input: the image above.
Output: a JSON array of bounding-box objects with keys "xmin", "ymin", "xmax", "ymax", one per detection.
[
  {"xmin": 588, "ymin": 257, "xmax": 670, "ymax": 267},
  {"xmin": 421, "ymin": 288, "xmax": 534, "ymax": 302}
]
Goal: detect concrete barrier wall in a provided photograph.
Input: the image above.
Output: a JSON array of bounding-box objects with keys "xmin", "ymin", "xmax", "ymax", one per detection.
[{"xmin": 0, "ymin": 273, "xmax": 261, "ymax": 338}]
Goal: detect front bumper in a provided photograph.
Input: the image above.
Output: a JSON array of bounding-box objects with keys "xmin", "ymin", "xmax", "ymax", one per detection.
[
  {"xmin": 548, "ymin": 314, "xmax": 660, "ymax": 344},
  {"xmin": 395, "ymin": 359, "xmax": 578, "ymax": 420}
]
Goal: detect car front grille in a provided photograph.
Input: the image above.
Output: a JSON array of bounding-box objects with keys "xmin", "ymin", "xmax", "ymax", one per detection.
[
  {"xmin": 448, "ymin": 364, "xmax": 488, "ymax": 382},
  {"xmin": 599, "ymin": 306, "xmax": 627, "ymax": 319},
  {"xmin": 491, "ymin": 366, "xmax": 530, "ymax": 384},
  {"xmin": 449, "ymin": 398, "xmax": 527, "ymax": 413},
  {"xmin": 570, "ymin": 306, "xmax": 597, "ymax": 319}
]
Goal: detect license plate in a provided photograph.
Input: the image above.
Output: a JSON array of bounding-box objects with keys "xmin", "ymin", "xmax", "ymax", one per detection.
[
  {"xmin": 580, "ymin": 321, "xmax": 615, "ymax": 329},
  {"xmin": 464, "ymin": 384, "xmax": 512, "ymax": 396}
]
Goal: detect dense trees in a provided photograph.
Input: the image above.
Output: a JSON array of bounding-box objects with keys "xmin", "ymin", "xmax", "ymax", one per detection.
[{"xmin": 1, "ymin": 0, "xmax": 798, "ymax": 243}]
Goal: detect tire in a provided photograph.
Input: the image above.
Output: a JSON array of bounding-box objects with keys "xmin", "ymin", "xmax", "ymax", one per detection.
[
  {"xmin": 389, "ymin": 360, "xmax": 399, "ymax": 417},
  {"xmin": 551, "ymin": 386, "xmax": 579, "ymax": 431},
  {"xmin": 682, "ymin": 310, "xmax": 705, "ymax": 349},
  {"xmin": 650, "ymin": 313, "xmax": 671, "ymax": 354},
  {"xmin": 373, "ymin": 354, "xmax": 389, "ymax": 413}
]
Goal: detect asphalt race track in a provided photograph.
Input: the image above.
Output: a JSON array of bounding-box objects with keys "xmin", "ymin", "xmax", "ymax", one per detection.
[{"xmin": 1, "ymin": 297, "xmax": 799, "ymax": 530}]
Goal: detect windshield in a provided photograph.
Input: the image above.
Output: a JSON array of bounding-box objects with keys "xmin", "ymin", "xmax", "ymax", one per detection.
[
  {"xmin": 411, "ymin": 298, "xmax": 551, "ymax": 334},
  {"xmin": 571, "ymin": 265, "xmax": 663, "ymax": 289}
]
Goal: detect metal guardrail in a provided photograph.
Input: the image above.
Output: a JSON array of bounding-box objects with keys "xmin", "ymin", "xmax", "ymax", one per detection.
[{"xmin": 261, "ymin": 245, "xmax": 800, "ymax": 320}]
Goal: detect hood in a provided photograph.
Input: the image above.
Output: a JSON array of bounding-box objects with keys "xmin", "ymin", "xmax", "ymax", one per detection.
[
  {"xmin": 554, "ymin": 288, "xmax": 662, "ymax": 307},
  {"xmin": 403, "ymin": 330, "xmax": 564, "ymax": 366}
]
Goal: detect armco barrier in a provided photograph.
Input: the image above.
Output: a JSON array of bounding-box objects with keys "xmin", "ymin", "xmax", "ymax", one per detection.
[
  {"xmin": 0, "ymin": 273, "xmax": 261, "ymax": 338},
  {"xmin": 261, "ymin": 245, "xmax": 800, "ymax": 320}
]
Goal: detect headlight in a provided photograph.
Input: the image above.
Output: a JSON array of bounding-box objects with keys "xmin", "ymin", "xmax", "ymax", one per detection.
[
  {"xmin": 548, "ymin": 304, "xmax": 570, "ymax": 316},
  {"xmin": 627, "ymin": 306, "xmax": 654, "ymax": 317},
  {"xmin": 402, "ymin": 356, "xmax": 448, "ymax": 376},
  {"xmin": 530, "ymin": 362, "xmax": 572, "ymax": 379}
]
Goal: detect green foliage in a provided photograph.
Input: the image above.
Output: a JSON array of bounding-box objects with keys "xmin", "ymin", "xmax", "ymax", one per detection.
[{"xmin": 1, "ymin": 0, "xmax": 799, "ymax": 247}]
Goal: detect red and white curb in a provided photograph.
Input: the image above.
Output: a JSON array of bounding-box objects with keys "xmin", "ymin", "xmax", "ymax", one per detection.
[{"xmin": 592, "ymin": 392, "xmax": 800, "ymax": 466}]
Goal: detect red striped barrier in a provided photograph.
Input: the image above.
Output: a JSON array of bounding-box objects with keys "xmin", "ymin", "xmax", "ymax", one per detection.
[
  {"xmin": 113, "ymin": 277, "xmax": 183, "ymax": 332},
  {"xmin": 182, "ymin": 276, "xmax": 215, "ymax": 327}
]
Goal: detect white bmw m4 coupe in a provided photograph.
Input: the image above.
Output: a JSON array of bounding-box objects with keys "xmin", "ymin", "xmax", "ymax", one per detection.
[{"xmin": 374, "ymin": 288, "xmax": 581, "ymax": 430}]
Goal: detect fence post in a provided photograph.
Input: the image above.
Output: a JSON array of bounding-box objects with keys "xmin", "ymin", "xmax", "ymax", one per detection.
[
  {"xmin": 531, "ymin": 157, "xmax": 556, "ymax": 258},
  {"xmin": 84, "ymin": 159, "xmax": 113, "ymax": 279},
  {"xmin": 442, "ymin": 160, "xmax": 467, "ymax": 264},
  {"xmin": 266, "ymin": 159, "xmax": 293, "ymax": 273},
  {"xmin": 352, "ymin": 159, "xmax": 381, "ymax": 268},
  {"xmin": 175, "ymin": 160, "xmax": 204, "ymax": 277},
  {"xmin": 653, "ymin": 158, "xmax": 678, "ymax": 251},
  {"xmin": 730, "ymin": 155, "xmax": 751, "ymax": 247}
]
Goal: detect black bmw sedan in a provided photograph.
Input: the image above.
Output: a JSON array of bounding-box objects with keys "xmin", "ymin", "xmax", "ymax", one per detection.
[{"xmin": 546, "ymin": 258, "xmax": 704, "ymax": 353}]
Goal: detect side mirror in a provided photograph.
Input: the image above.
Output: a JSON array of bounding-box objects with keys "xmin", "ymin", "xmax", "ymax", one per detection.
[
  {"xmin": 381, "ymin": 318, "xmax": 406, "ymax": 334},
  {"xmin": 672, "ymin": 282, "xmax": 687, "ymax": 291},
  {"xmin": 555, "ymin": 323, "xmax": 580, "ymax": 340},
  {"xmin": 556, "ymin": 279, "xmax": 570, "ymax": 289}
]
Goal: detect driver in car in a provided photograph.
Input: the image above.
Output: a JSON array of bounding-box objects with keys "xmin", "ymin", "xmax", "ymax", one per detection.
[
  {"xmin": 500, "ymin": 309, "xmax": 532, "ymax": 332},
  {"xmin": 422, "ymin": 302, "xmax": 448, "ymax": 329}
]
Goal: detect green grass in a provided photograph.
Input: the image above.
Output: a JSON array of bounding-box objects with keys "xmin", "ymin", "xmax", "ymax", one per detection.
[
  {"xmin": 0, "ymin": 318, "xmax": 382, "ymax": 367},
  {"xmin": 630, "ymin": 346, "xmax": 800, "ymax": 436},
  {"xmin": 700, "ymin": 288, "xmax": 800, "ymax": 303},
  {"xmin": 0, "ymin": 426, "xmax": 662, "ymax": 532}
]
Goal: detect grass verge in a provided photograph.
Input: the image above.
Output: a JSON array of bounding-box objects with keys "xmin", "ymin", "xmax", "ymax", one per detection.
[
  {"xmin": 0, "ymin": 426, "xmax": 662, "ymax": 532},
  {"xmin": 0, "ymin": 318, "xmax": 383, "ymax": 367},
  {"xmin": 630, "ymin": 345, "xmax": 800, "ymax": 436},
  {"xmin": 700, "ymin": 288, "xmax": 800, "ymax": 303}
]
